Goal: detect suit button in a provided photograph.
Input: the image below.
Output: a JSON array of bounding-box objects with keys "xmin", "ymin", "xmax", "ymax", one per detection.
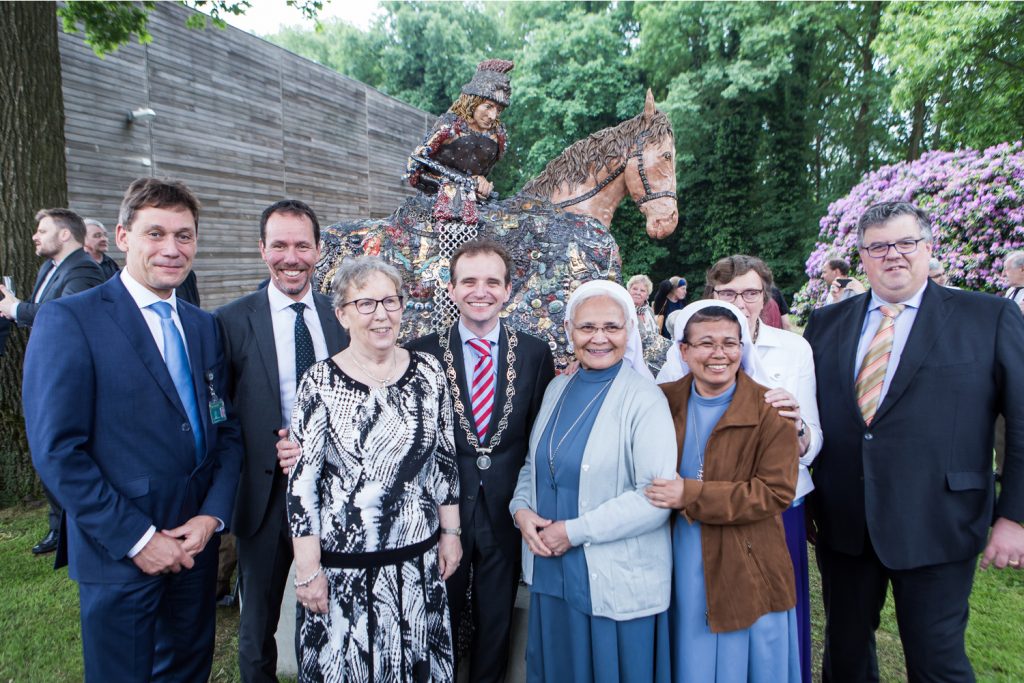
[
  {"xmin": 265, "ymin": 469, "xmax": 274, "ymax": 475},
  {"xmin": 181, "ymin": 423, "xmax": 191, "ymax": 432},
  {"xmin": 864, "ymin": 433, "xmax": 873, "ymax": 441},
  {"xmin": 584, "ymin": 542, "xmax": 591, "ymax": 548},
  {"xmin": 466, "ymin": 495, "xmax": 476, "ymax": 502}
]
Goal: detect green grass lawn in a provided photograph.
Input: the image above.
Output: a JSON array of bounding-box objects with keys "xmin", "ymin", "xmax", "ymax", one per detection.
[{"xmin": 2, "ymin": 504, "xmax": 1022, "ymax": 681}]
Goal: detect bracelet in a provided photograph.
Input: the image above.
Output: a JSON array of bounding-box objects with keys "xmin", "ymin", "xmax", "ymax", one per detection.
[
  {"xmin": 440, "ymin": 527, "xmax": 461, "ymax": 536},
  {"xmin": 294, "ymin": 567, "xmax": 321, "ymax": 588}
]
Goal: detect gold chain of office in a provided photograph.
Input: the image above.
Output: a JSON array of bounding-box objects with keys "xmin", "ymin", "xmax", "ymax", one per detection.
[{"xmin": 439, "ymin": 323, "xmax": 518, "ymax": 462}]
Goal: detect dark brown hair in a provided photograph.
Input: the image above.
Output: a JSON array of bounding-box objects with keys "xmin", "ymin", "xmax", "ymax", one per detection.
[
  {"xmin": 682, "ymin": 306, "xmax": 741, "ymax": 343},
  {"xmin": 450, "ymin": 239, "xmax": 513, "ymax": 285},
  {"xmin": 118, "ymin": 177, "xmax": 200, "ymax": 232},
  {"xmin": 703, "ymin": 254, "xmax": 773, "ymax": 305},
  {"xmin": 35, "ymin": 208, "xmax": 87, "ymax": 243}
]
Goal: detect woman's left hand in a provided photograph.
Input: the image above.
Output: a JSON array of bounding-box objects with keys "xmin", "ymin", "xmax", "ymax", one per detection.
[
  {"xmin": 437, "ymin": 533, "xmax": 462, "ymax": 580},
  {"xmin": 645, "ymin": 474, "xmax": 686, "ymax": 509},
  {"xmin": 537, "ymin": 521, "xmax": 572, "ymax": 556}
]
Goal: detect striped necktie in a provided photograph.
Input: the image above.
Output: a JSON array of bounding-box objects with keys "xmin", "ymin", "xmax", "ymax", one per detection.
[
  {"xmin": 855, "ymin": 304, "xmax": 905, "ymax": 425},
  {"xmin": 467, "ymin": 338, "xmax": 495, "ymax": 442}
]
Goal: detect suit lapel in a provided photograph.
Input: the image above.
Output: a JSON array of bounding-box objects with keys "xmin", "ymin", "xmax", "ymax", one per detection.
[
  {"xmin": 32, "ymin": 260, "xmax": 55, "ymax": 302},
  {"xmin": 103, "ymin": 279, "xmax": 187, "ymax": 421},
  {"xmin": 490, "ymin": 323, "xmax": 509, "ymax": 435},
  {"xmin": 179, "ymin": 303, "xmax": 210, "ymax": 461},
  {"xmin": 872, "ymin": 283, "xmax": 952, "ymax": 424},
  {"xmin": 450, "ymin": 326, "xmax": 477, "ymax": 437},
  {"xmin": 314, "ymin": 294, "xmax": 345, "ymax": 355},
  {"xmin": 839, "ymin": 295, "xmax": 871, "ymax": 421},
  {"xmin": 250, "ymin": 292, "xmax": 283, "ymax": 423}
]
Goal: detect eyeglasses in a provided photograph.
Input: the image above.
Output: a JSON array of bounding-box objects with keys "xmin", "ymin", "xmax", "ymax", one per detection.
[
  {"xmin": 574, "ymin": 323, "xmax": 626, "ymax": 336},
  {"xmin": 340, "ymin": 295, "xmax": 405, "ymax": 314},
  {"xmin": 713, "ymin": 288, "xmax": 763, "ymax": 303},
  {"xmin": 683, "ymin": 340, "xmax": 743, "ymax": 354},
  {"xmin": 860, "ymin": 238, "xmax": 926, "ymax": 259}
]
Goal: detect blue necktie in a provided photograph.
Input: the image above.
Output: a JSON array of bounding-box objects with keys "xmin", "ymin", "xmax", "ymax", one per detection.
[{"xmin": 151, "ymin": 301, "xmax": 205, "ymax": 464}]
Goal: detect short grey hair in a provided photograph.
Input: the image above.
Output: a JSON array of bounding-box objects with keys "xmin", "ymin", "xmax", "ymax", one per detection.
[
  {"xmin": 928, "ymin": 258, "xmax": 943, "ymax": 273},
  {"xmin": 330, "ymin": 256, "xmax": 403, "ymax": 308},
  {"xmin": 857, "ymin": 201, "xmax": 933, "ymax": 244},
  {"xmin": 1005, "ymin": 251, "xmax": 1024, "ymax": 270},
  {"xmin": 625, "ymin": 274, "xmax": 653, "ymax": 295},
  {"xmin": 84, "ymin": 218, "xmax": 106, "ymax": 231}
]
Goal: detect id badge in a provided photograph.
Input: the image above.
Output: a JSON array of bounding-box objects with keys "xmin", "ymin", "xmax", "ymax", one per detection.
[{"xmin": 209, "ymin": 398, "xmax": 227, "ymax": 424}]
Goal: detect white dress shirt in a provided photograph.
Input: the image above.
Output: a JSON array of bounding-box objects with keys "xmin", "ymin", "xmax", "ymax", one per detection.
[
  {"xmin": 854, "ymin": 282, "xmax": 927, "ymax": 409},
  {"xmin": 754, "ymin": 324, "xmax": 823, "ymax": 501},
  {"xmin": 267, "ymin": 284, "xmax": 330, "ymax": 429}
]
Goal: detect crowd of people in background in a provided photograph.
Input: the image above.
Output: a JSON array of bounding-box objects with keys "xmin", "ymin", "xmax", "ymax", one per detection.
[{"xmin": 7, "ymin": 181, "xmax": 1023, "ymax": 683}]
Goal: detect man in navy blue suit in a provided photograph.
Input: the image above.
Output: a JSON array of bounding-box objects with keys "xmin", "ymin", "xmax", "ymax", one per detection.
[{"xmin": 23, "ymin": 177, "xmax": 242, "ymax": 682}]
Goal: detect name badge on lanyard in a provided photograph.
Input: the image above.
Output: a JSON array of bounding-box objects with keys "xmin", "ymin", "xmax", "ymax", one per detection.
[{"xmin": 206, "ymin": 370, "xmax": 227, "ymax": 424}]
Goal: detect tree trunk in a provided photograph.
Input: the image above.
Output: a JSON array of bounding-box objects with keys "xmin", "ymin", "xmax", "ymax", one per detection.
[
  {"xmin": 0, "ymin": 2, "xmax": 68, "ymax": 505},
  {"xmin": 907, "ymin": 98, "xmax": 926, "ymax": 161},
  {"xmin": 851, "ymin": 1, "xmax": 883, "ymax": 176}
]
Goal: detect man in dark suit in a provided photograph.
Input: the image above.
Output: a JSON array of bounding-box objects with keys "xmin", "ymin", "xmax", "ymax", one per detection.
[
  {"xmin": 0, "ymin": 207, "xmax": 104, "ymax": 555},
  {"xmin": 804, "ymin": 201, "xmax": 1024, "ymax": 682},
  {"xmin": 0, "ymin": 208, "xmax": 104, "ymax": 327},
  {"xmin": 83, "ymin": 218, "xmax": 121, "ymax": 281},
  {"xmin": 407, "ymin": 239, "xmax": 554, "ymax": 683},
  {"xmin": 23, "ymin": 178, "xmax": 242, "ymax": 682},
  {"xmin": 216, "ymin": 199, "xmax": 348, "ymax": 683}
]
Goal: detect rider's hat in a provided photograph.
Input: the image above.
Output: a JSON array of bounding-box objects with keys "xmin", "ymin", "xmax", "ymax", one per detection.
[{"xmin": 461, "ymin": 59, "xmax": 514, "ymax": 108}]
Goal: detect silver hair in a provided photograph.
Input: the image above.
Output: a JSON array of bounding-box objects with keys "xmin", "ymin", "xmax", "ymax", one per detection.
[
  {"xmin": 625, "ymin": 273, "xmax": 653, "ymax": 295},
  {"xmin": 928, "ymin": 258, "xmax": 943, "ymax": 272},
  {"xmin": 84, "ymin": 218, "xmax": 106, "ymax": 231},
  {"xmin": 330, "ymin": 256, "xmax": 403, "ymax": 309},
  {"xmin": 564, "ymin": 286, "xmax": 635, "ymax": 332},
  {"xmin": 1005, "ymin": 251, "xmax": 1024, "ymax": 270},
  {"xmin": 857, "ymin": 201, "xmax": 933, "ymax": 244}
]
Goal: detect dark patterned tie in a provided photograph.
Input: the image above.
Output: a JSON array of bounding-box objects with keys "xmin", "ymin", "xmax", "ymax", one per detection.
[
  {"xmin": 467, "ymin": 338, "xmax": 495, "ymax": 442},
  {"xmin": 291, "ymin": 303, "xmax": 315, "ymax": 381}
]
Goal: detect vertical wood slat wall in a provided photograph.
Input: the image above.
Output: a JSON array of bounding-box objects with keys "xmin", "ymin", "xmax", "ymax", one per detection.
[{"xmin": 59, "ymin": 3, "xmax": 433, "ymax": 309}]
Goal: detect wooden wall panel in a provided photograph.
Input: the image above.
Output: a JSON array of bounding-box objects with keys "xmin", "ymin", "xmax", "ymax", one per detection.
[{"xmin": 60, "ymin": 3, "xmax": 431, "ymax": 309}]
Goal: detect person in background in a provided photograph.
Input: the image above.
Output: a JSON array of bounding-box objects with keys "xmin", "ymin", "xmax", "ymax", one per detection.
[
  {"xmin": 804, "ymin": 201, "xmax": 1024, "ymax": 682},
  {"xmin": 286, "ymin": 256, "xmax": 461, "ymax": 682},
  {"xmin": 626, "ymin": 273, "xmax": 658, "ymax": 340},
  {"xmin": 818, "ymin": 258, "xmax": 849, "ymax": 307},
  {"xmin": 511, "ymin": 280, "xmax": 675, "ymax": 682},
  {"xmin": 648, "ymin": 301, "xmax": 799, "ymax": 682},
  {"xmin": 655, "ymin": 276, "xmax": 687, "ymax": 338},
  {"xmin": 701, "ymin": 254, "xmax": 823, "ymax": 683},
  {"xmin": 83, "ymin": 219, "xmax": 120, "ymax": 281},
  {"xmin": 1002, "ymin": 250, "xmax": 1024, "ymax": 312}
]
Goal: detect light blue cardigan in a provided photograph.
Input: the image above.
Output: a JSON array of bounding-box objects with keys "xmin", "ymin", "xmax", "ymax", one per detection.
[{"xmin": 509, "ymin": 362, "xmax": 677, "ymax": 620}]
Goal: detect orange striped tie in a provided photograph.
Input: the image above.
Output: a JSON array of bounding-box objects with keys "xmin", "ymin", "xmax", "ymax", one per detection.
[{"xmin": 855, "ymin": 304, "xmax": 905, "ymax": 425}]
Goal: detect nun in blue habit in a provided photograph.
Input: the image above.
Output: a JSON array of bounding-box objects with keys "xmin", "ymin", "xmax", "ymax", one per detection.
[{"xmin": 509, "ymin": 280, "xmax": 676, "ymax": 683}]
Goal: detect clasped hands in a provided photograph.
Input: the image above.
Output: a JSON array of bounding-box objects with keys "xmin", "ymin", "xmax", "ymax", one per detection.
[
  {"xmin": 514, "ymin": 510, "xmax": 571, "ymax": 557},
  {"xmin": 132, "ymin": 514, "xmax": 219, "ymax": 576}
]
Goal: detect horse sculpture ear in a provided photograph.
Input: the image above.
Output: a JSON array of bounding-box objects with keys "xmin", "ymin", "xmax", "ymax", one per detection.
[{"xmin": 643, "ymin": 88, "xmax": 656, "ymax": 118}]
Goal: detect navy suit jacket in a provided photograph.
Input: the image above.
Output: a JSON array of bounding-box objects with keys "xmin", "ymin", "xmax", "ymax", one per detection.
[
  {"xmin": 804, "ymin": 282, "xmax": 1024, "ymax": 570},
  {"xmin": 23, "ymin": 275, "xmax": 243, "ymax": 583},
  {"xmin": 215, "ymin": 288, "xmax": 348, "ymax": 538},
  {"xmin": 16, "ymin": 247, "xmax": 103, "ymax": 327}
]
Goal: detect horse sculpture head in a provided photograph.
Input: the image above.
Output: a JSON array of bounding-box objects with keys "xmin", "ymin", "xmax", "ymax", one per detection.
[{"xmin": 521, "ymin": 89, "xmax": 678, "ymax": 240}]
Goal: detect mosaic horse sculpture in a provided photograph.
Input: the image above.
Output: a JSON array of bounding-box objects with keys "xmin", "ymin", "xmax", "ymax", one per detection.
[{"xmin": 315, "ymin": 90, "xmax": 678, "ymax": 368}]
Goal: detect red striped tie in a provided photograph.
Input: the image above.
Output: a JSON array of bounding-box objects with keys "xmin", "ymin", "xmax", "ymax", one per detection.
[
  {"xmin": 467, "ymin": 338, "xmax": 495, "ymax": 441},
  {"xmin": 855, "ymin": 304, "xmax": 905, "ymax": 424}
]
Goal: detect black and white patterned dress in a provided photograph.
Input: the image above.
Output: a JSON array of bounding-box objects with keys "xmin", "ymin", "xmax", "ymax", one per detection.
[{"xmin": 287, "ymin": 351, "xmax": 459, "ymax": 683}]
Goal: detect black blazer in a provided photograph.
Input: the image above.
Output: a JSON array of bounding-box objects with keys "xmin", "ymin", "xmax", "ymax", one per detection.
[
  {"xmin": 215, "ymin": 288, "xmax": 348, "ymax": 539},
  {"xmin": 407, "ymin": 323, "xmax": 555, "ymax": 560},
  {"xmin": 16, "ymin": 248, "xmax": 104, "ymax": 327},
  {"xmin": 804, "ymin": 281, "xmax": 1024, "ymax": 570}
]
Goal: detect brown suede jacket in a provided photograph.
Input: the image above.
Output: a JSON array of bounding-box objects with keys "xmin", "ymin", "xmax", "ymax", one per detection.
[{"xmin": 660, "ymin": 370, "xmax": 798, "ymax": 633}]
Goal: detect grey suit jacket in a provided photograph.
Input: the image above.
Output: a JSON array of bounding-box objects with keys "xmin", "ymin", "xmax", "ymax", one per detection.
[{"xmin": 216, "ymin": 288, "xmax": 348, "ymax": 538}]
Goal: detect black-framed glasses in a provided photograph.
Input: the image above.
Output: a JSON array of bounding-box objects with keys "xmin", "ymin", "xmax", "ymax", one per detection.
[
  {"xmin": 860, "ymin": 238, "xmax": 926, "ymax": 259},
  {"xmin": 340, "ymin": 295, "xmax": 405, "ymax": 314},
  {"xmin": 713, "ymin": 288, "xmax": 763, "ymax": 303},
  {"xmin": 682, "ymin": 340, "xmax": 743, "ymax": 354}
]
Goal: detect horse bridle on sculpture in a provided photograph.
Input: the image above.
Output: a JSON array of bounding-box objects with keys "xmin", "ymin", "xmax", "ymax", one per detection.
[{"xmin": 554, "ymin": 130, "xmax": 677, "ymax": 210}]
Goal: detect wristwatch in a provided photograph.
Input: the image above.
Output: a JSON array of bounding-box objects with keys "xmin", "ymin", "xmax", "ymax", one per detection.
[
  {"xmin": 440, "ymin": 527, "xmax": 462, "ymax": 536},
  {"xmin": 797, "ymin": 419, "xmax": 807, "ymax": 438}
]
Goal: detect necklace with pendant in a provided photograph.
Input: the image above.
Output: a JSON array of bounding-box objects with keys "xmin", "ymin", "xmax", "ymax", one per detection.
[
  {"xmin": 546, "ymin": 373, "xmax": 614, "ymax": 482},
  {"xmin": 688, "ymin": 407, "xmax": 707, "ymax": 481},
  {"xmin": 348, "ymin": 347, "xmax": 398, "ymax": 387}
]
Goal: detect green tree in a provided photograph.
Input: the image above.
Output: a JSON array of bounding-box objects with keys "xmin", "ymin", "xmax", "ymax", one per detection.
[
  {"xmin": 877, "ymin": 1, "xmax": 1024, "ymax": 153},
  {"xmin": 269, "ymin": 19, "xmax": 384, "ymax": 86}
]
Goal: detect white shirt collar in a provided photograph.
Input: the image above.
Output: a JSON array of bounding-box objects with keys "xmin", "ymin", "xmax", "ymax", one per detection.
[
  {"xmin": 120, "ymin": 268, "xmax": 179, "ymax": 311},
  {"xmin": 267, "ymin": 281, "xmax": 317, "ymax": 313},
  {"xmin": 458, "ymin": 317, "xmax": 501, "ymax": 346},
  {"xmin": 868, "ymin": 280, "xmax": 928, "ymax": 312}
]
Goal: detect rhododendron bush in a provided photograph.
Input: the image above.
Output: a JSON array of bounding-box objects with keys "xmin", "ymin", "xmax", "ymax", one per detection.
[{"xmin": 792, "ymin": 141, "xmax": 1024, "ymax": 321}]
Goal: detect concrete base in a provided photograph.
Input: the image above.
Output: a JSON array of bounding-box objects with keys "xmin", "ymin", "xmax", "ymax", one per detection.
[{"xmin": 275, "ymin": 562, "xmax": 299, "ymax": 677}]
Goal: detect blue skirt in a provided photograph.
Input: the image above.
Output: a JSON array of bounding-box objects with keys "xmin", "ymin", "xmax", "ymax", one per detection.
[{"xmin": 526, "ymin": 591, "xmax": 668, "ymax": 683}]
